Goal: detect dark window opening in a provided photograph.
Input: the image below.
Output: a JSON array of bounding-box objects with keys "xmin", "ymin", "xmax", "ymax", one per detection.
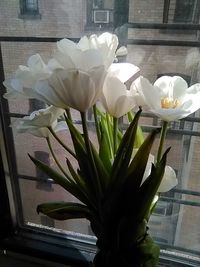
[
  {"xmin": 19, "ymin": 0, "xmax": 41, "ymax": 19},
  {"xmin": 174, "ymin": 0, "xmax": 200, "ymax": 23},
  {"xmin": 93, "ymin": 0, "xmax": 104, "ymax": 9}
]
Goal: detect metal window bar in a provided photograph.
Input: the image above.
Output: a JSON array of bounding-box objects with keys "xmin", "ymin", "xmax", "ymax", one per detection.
[{"xmin": 0, "ymin": 43, "xmax": 24, "ymax": 227}]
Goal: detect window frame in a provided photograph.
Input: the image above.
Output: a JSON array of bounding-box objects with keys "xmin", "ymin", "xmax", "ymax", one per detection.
[
  {"xmin": 0, "ymin": 29, "xmax": 200, "ymax": 266},
  {"xmin": 19, "ymin": 0, "xmax": 41, "ymax": 20}
]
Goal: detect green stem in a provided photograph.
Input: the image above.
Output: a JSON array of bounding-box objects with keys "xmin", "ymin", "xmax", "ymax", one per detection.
[
  {"xmin": 46, "ymin": 137, "xmax": 73, "ymax": 183},
  {"xmin": 48, "ymin": 126, "xmax": 77, "ymax": 159},
  {"xmin": 113, "ymin": 117, "xmax": 118, "ymax": 155},
  {"xmin": 93, "ymin": 104, "xmax": 101, "ymax": 145},
  {"xmin": 80, "ymin": 112, "xmax": 102, "ymax": 197},
  {"xmin": 65, "ymin": 108, "xmax": 72, "ymax": 121},
  {"xmin": 156, "ymin": 121, "xmax": 169, "ymax": 164},
  {"xmin": 106, "ymin": 113, "xmax": 113, "ymax": 149}
]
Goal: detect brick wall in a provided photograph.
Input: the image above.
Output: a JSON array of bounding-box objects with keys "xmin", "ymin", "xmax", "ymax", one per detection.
[
  {"xmin": 129, "ymin": 0, "xmax": 164, "ymax": 23},
  {"xmin": 0, "ymin": 0, "xmax": 87, "ymax": 37}
]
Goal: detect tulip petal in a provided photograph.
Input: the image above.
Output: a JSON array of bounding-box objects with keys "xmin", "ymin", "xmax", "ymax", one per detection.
[
  {"xmin": 130, "ymin": 77, "xmax": 150, "ymax": 110},
  {"xmin": 158, "ymin": 165, "xmax": 177, "ymax": 192},
  {"xmin": 77, "ymin": 36, "xmax": 90, "ymax": 50},
  {"xmin": 53, "ymin": 52, "xmax": 75, "ymax": 70},
  {"xmin": 150, "ymin": 108, "xmax": 189, "ymax": 121},
  {"xmin": 154, "ymin": 76, "xmax": 188, "ymax": 100},
  {"xmin": 102, "ymin": 76, "xmax": 135, "ymax": 117},
  {"xmin": 187, "ymin": 83, "xmax": 200, "ymax": 94},
  {"xmin": 115, "ymin": 95, "xmax": 136, "ymax": 118},
  {"xmin": 27, "ymin": 54, "xmax": 47, "ymax": 72},
  {"xmin": 139, "ymin": 77, "xmax": 161, "ymax": 109},
  {"xmin": 34, "ymin": 80, "xmax": 69, "ymax": 109},
  {"xmin": 90, "ymin": 32, "xmax": 118, "ymax": 69},
  {"xmin": 108, "ymin": 63, "xmax": 140, "ymax": 83},
  {"xmin": 48, "ymin": 58, "xmax": 65, "ymax": 71},
  {"xmin": 48, "ymin": 70, "xmax": 98, "ymax": 112},
  {"xmin": 57, "ymin": 38, "xmax": 77, "ymax": 55},
  {"xmin": 171, "ymin": 76, "xmax": 188, "ymax": 99},
  {"xmin": 71, "ymin": 49, "xmax": 104, "ymax": 70},
  {"xmin": 181, "ymin": 93, "xmax": 200, "ymax": 114}
]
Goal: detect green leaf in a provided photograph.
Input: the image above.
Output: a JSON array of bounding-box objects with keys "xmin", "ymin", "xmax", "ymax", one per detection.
[
  {"xmin": 66, "ymin": 158, "xmax": 86, "ymax": 190},
  {"xmin": 65, "ymin": 115, "xmax": 105, "ymax": 206},
  {"xmin": 65, "ymin": 117, "xmax": 96, "ymax": 192},
  {"xmin": 99, "ymin": 115, "xmax": 114, "ymax": 158},
  {"xmin": 37, "ymin": 202, "xmax": 91, "ymax": 220},
  {"xmin": 99, "ymin": 128, "xmax": 112, "ymax": 173},
  {"xmin": 101, "ymin": 128, "xmax": 159, "ymax": 230},
  {"xmin": 28, "ymin": 154, "xmax": 89, "ymax": 205},
  {"xmin": 126, "ymin": 128, "xmax": 160, "ymax": 189},
  {"xmin": 66, "ymin": 158, "xmax": 94, "ymax": 204},
  {"xmin": 90, "ymin": 141, "xmax": 110, "ymax": 190},
  {"xmin": 65, "ymin": 115, "xmax": 85, "ymax": 149},
  {"xmin": 137, "ymin": 147, "xmax": 170, "ymax": 221},
  {"xmin": 110, "ymin": 108, "xmax": 142, "ymax": 186},
  {"xmin": 128, "ymin": 111, "xmax": 144, "ymax": 148},
  {"xmin": 105, "ymin": 113, "xmax": 114, "ymax": 150},
  {"xmin": 115, "ymin": 149, "xmax": 168, "ymax": 248}
]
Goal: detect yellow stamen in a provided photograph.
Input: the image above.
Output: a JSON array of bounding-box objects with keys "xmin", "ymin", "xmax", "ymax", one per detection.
[{"xmin": 161, "ymin": 97, "xmax": 180, "ymax": 109}]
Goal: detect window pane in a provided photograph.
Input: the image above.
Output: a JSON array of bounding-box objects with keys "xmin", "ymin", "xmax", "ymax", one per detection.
[
  {"xmin": 1, "ymin": 42, "xmax": 55, "ymax": 114},
  {"xmin": 129, "ymin": 0, "xmax": 200, "ymax": 24},
  {"xmin": 26, "ymin": 0, "xmax": 38, "ymax": 11},
  {"xmin": 150, "ymin": 202, "xmax": 200, "ymax": 251},
  {"xmin": 174, "ymin": 0, "xmax": 195, "ymax": 23},
  {"xmin": 19, "ymin": 179, "xmax": 91, "ymax": 234},
  {"xmin": 1, "ymin": 0, "xmax": 200, "ymax": 264}
]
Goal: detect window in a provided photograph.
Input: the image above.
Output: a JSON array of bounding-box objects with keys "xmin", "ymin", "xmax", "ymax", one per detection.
[
  {"xmin": 19, "ymin": 0, "xmax": 41, "ymax": 19},
  {"xmin": 86, "ymin": 0, "xmax": 114, "ymax": 29},
  {"xmin": 163, "ymin": 0, "xmax": 200, "ymax": 24},
  {"xmin": 174, "ymin": 0, "xmax": 200, "ymax": 23},
  {"xmin": 1, "ymin": 1, "xmax": 200, "ymax": 266}
]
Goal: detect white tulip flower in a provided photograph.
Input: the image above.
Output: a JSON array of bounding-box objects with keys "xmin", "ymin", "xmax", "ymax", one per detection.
[
  {"xmin": 3, "ymin": 54, "xmax": 51, "ymax": 100},
  {"xmin": 31, "ymin": 33, "xmax": 118, "ymax": 111},
  {"xmin": 16, "ymin": 106, "xmax": 65, "ymax": 138},
  {"xmin": 33, "ymin": 66, "xmax": 106, "ymax": 111},
  {"xmin": 100, "ymin": 63, "xmax": 140, "ymax": 118},
  {"xmin": 16, "ymin": 121, "xmax": 67, "ymax": 138},
  {"xmin": 133, "ymin": 76, "xmax": 200, "ymax": 121},
  {"xmin": 3, "ymin": 33, "xmax": 119, "ymax": 112}
]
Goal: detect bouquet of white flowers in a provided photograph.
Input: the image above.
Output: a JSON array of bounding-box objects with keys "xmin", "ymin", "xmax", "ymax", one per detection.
[{"xmin": 3, "ymin": 32, "xmax": 200, "ymax": 267}]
